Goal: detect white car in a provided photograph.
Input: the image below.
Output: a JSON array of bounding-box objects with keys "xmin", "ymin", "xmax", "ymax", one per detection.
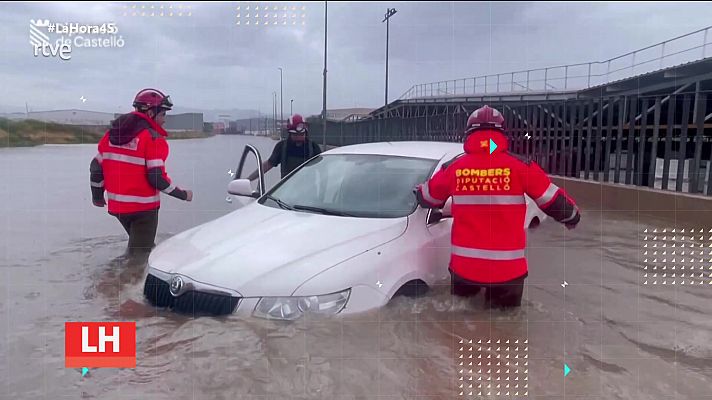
[{"xmin": 143, "ymin": 141, "xmax": 546, "ymax": 319}]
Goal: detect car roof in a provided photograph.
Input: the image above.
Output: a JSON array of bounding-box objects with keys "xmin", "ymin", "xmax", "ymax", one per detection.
[{"xmin": 322, "ymin": 141, "xmax": 464, "ymax": 162}]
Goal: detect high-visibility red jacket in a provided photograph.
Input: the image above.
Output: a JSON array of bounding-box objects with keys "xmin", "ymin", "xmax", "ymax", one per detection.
[
  {"xmin": 89, "ymin": 112, "xmax": 188, "ymax": 215},
  {"xmin": 417, "ymin": 129, "xmax": 580, "ymax": 284}
]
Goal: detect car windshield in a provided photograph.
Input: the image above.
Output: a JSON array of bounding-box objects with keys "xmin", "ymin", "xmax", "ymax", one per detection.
[{"xmin": 260, "ymin": 154, "xmax": 438, "ymax": 218}]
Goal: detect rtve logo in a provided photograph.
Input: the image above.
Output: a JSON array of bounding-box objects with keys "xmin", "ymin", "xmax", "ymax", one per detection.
[{"xmin": 65, "ymin": 322, "xmax": 136, "ymax": 368}]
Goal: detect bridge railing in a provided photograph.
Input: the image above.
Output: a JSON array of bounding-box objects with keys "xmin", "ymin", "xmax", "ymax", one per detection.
[{"xmin": 400, "ymin": 26, "xmax": 712, "ymax": 99}]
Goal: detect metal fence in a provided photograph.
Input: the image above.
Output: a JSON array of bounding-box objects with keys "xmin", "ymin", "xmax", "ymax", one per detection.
[
  {"xmin": 400, "ymin": 26, "xmax": 712, "ymax": 99},
  {"xmin": 309, "ymin": 91, "xmax": 712, "ymax": 196}
]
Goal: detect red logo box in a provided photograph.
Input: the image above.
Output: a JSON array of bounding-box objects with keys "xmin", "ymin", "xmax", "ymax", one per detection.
[{"xmin": 65, "ymin": 322, "xmax": 136, "ymax": 368}]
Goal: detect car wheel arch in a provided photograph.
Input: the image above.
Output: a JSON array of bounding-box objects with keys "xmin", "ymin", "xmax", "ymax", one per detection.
[{"xmin": 391, "ymin": 279, "xmax": 430, "ymax": 299}]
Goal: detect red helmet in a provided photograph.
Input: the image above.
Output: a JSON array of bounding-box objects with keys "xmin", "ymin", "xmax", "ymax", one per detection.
[
  {"xmin": 286, "ymin": 113, "xmax": 308, "ymax": 133},
  {"xmin": 132, "ymin": 88, "xmax": 173, "ymax": 113},
  {"xmin": 465, "ymin": 105, "xmax": 505, "ymax": 135}
]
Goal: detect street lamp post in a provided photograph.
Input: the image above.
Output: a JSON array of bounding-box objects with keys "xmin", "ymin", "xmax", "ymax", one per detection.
[
  {"xmin": 383, "ymin": 8, "xmax": 397, "ymax": 108},
  {"xmin": 278, "ymin": 67, "xmax": 283, "ymax": 130},
  {"xmin": 290, "ymin": 99, "xmax": 294, "ymax": 115},
  {"xmin": 322, "ymin": 1, "xmax": 328, "ymax": 148},
  {"xmin": 272, "ymin": 91, "xmax": 277, "ymax": 136}
]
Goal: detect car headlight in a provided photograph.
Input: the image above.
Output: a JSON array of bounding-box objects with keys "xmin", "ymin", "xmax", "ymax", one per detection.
[{"xmin": 252, "ymin": 289, "xmax": 351, "ymax": 320}]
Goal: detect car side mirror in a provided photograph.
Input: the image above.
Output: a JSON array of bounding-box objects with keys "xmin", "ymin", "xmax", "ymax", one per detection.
[{"xmin": 227, "ymin": 179, "xmax": 260, "ymax": 199}]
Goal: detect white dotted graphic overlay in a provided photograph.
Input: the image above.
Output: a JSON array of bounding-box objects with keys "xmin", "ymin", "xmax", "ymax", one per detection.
[
  {"xmin": 641, "ymin": 228, "xmax": 712, "ymax": 286},
  {"xmin": 236, "ymin": 3, "xmax": 307, "ymax": 26},
  {"xmin": 457, "ymin": 338, "xmax": 529, "ymax": 398}
]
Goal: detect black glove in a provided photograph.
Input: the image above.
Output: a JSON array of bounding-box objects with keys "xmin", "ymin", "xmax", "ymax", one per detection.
[{"xmin": 564, "ymin": 210, "xmax": 580, "ymax": 230}]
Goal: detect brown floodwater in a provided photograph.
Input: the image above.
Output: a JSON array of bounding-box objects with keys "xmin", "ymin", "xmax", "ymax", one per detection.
[{"xmin": 1, "ymin": 135, "xmax": 711, "ymax": 399}]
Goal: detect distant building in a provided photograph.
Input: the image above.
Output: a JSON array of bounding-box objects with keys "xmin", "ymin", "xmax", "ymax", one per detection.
[
  {"xmin": 0, "ymin": 112, "xmax": 27, "ymax": 120},
  {"xmin": 229, "ymin": 117, "xmax": 275, "ymax": 133},
  {"xmin": 224, "ymin": 121, "xmax": 246, "ymax": 135},
  {"xmin": 203, "ymin": 122, "xmax": 213, "ymax": 133},
  {"xmin": 324, "ymin": 108, "xmax": 374, "ymax": 121},
  {"xmin": 163, "ymin": 112, "xmax": 204, "ymax": 132},
  {"xmin": 110, "ymin": 112, "xmax": 204, "ymax": 132},
  {"xmin": 27, "ymin": 109, "xmax": 115, "ymax": 125},
  {"xmin": 212, "ymin": 122, "xmax": 225, "ymax": 134},
  {"xmin": 20, "ymin": 109, "xmax": 204, "ymax": 131}
]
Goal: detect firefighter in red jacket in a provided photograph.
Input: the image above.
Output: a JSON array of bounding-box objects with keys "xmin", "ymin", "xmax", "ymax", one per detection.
[
  {"xmin": 89, "ymin": 88, "xmax": 193, "ymax": 253},
  {"xmin": 415, "ymin": 105, "xmax": 581, "ymax": 309}
]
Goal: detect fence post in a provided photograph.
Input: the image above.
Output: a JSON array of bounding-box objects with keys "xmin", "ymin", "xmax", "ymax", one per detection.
[
  {"xmin": 704, "ymin": 28, "xmax": 709, "ymax": 58},
  {"xmin": 544, "ymin": 68, "xmax": 548, "ymax": 91},
  {"xmin": 564, "ymin": 66, "xmax": 569, "ymax": 89},
  {"xmin": 511, "ymin": 72, "xmax": 515, "ymax": 92}
]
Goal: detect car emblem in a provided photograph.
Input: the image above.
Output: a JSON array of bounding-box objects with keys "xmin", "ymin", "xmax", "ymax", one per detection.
[{"xmin": 169, "ymin": 276, "xmax": 184, "ymax": 296}]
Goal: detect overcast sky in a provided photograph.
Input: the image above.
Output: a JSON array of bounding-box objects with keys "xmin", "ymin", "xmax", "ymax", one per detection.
[{"xmin": 1, "ymin": 1, "xmax": 711, "ymax": 117}]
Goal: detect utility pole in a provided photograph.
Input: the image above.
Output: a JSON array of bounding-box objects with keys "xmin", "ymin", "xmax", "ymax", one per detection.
[
  {"xmin": 322, "ymin": 1, "xmax": 328, "ymax": 148},
  {"xmin": 383, "ymin": 8, "xmax": 397, "ymax": 108},
  {"xmin": 272, "ymin": 92, "xmax": 277, "ymax": 136},
  {"xmin": 278, "ymin": 67, "xmax": 284, "ymax": 128}
]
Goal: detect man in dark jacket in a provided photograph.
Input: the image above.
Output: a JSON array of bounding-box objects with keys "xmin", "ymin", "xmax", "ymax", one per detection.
[{"xmin": 248, "ymin": 113, "xmax": 321, "ymax": 181}]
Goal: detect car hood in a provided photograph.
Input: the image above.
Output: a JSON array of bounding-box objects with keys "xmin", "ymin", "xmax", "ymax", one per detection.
[{"xmin": 148, "ymin": 202, "xmax": 408, "ymax": 297}]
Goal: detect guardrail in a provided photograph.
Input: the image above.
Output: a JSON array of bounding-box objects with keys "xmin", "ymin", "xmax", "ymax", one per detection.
[{"xmin": 400, "ymin": 26, "xmax": 712, "ymax": 99}]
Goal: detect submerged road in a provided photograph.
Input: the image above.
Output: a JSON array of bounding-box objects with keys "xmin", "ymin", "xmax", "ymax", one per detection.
[{"xmin": 1, "ymin": 135, "xmax": 711, "ymax": 399}]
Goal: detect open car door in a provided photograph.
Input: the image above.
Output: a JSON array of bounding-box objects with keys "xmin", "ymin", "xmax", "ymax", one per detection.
[{"xmin": 226, "ymin": 144, "xmax": 266, "ymax": 203}]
